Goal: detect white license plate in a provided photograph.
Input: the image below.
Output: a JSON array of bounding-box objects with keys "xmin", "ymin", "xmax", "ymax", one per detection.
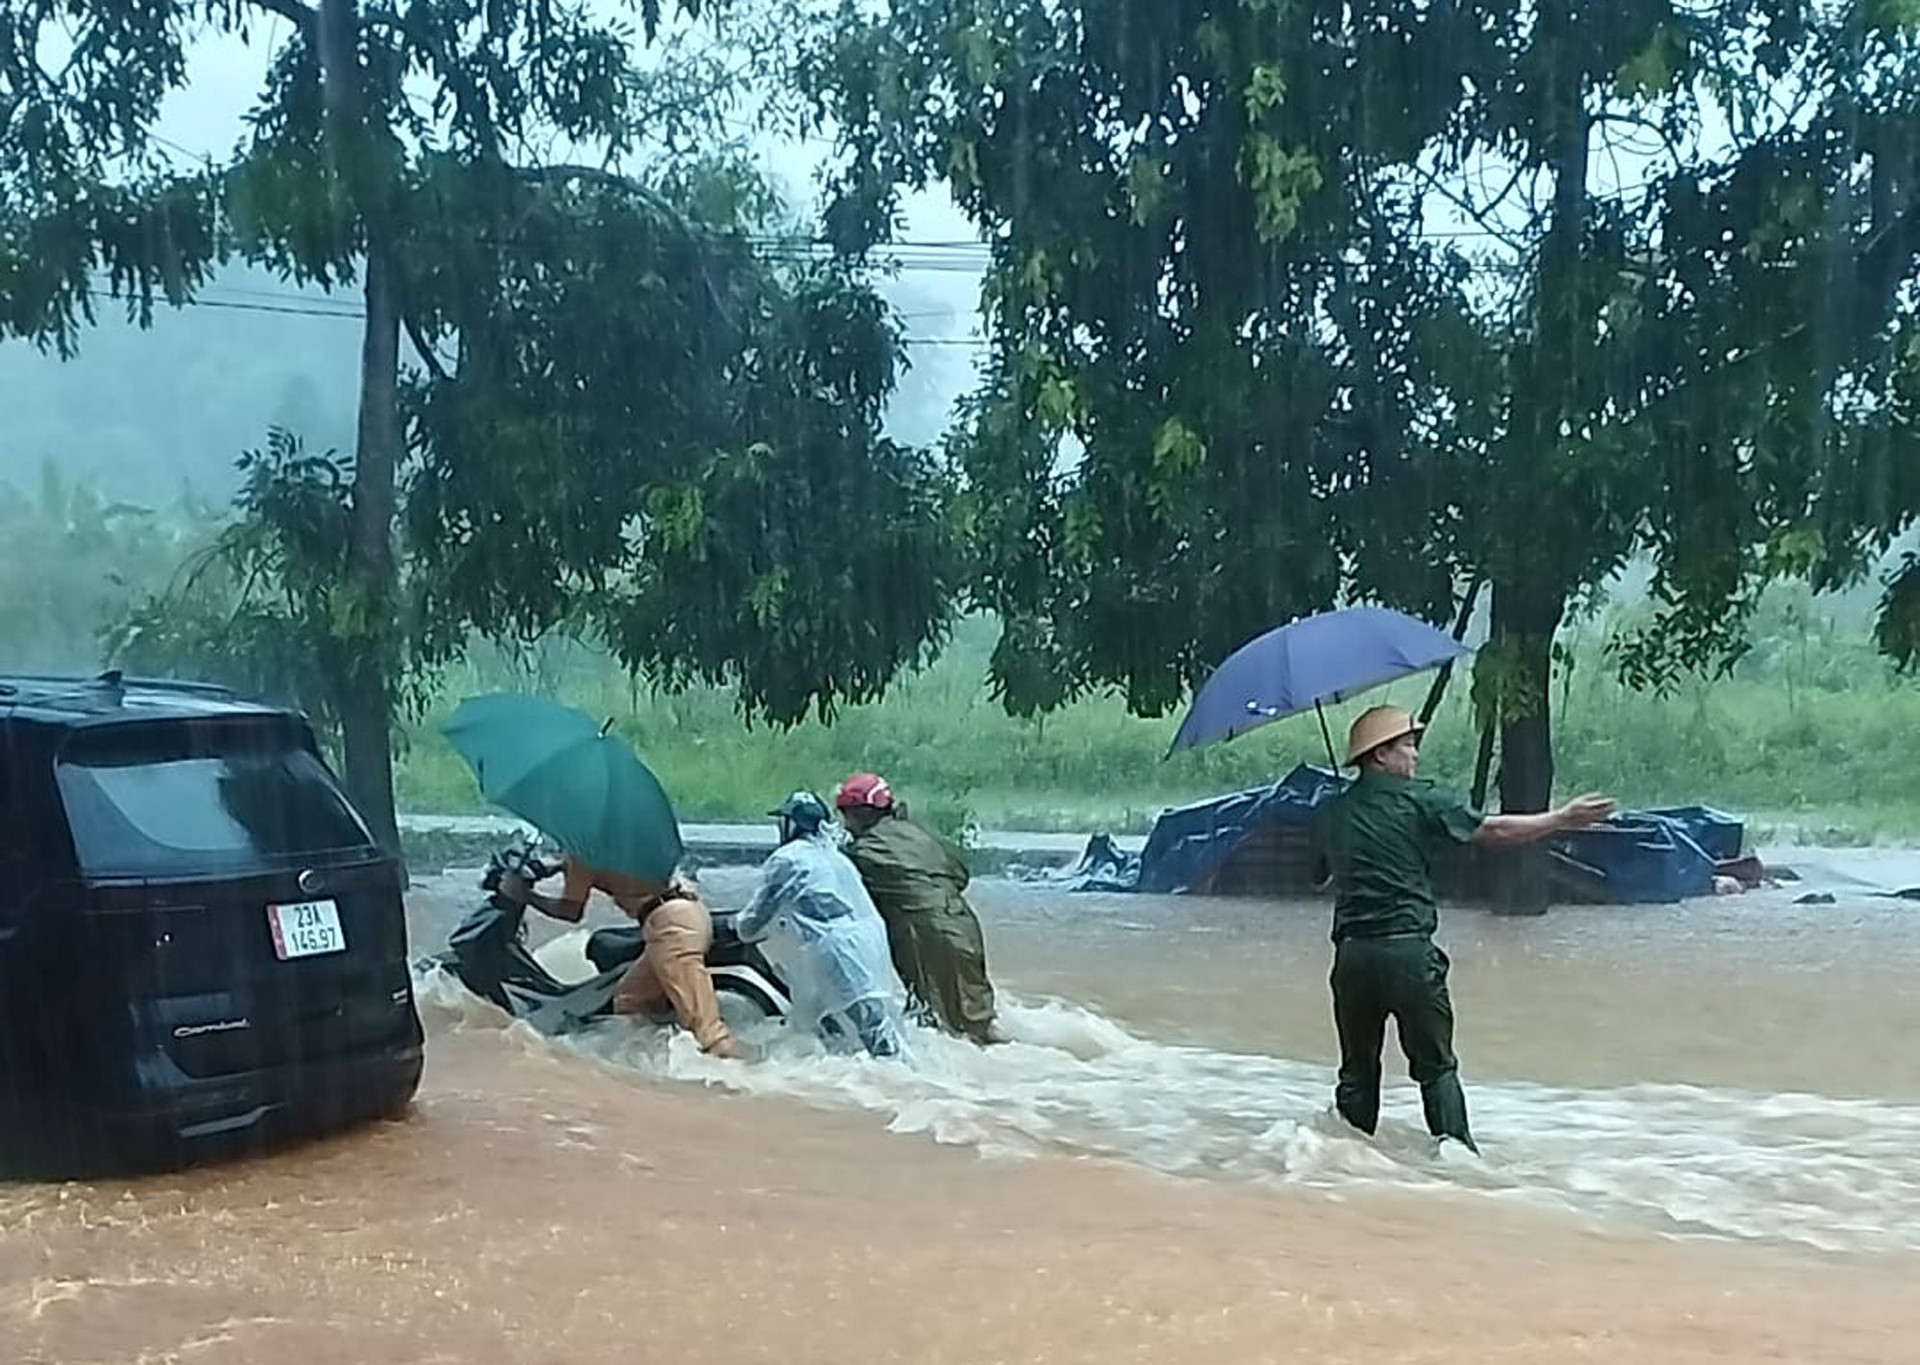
[{"xmin": 268, "ymin": 898, "xmax": 347, "ymax": 960}]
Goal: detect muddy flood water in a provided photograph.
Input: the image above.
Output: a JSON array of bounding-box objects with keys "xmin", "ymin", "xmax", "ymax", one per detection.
[{"xmin": 6, "ymin": 863, "xmax": 1920, "ymax": 1363}]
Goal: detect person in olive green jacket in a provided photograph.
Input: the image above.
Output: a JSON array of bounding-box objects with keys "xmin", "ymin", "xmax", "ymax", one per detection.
[
  {"xmin": 834, "ymin": 773, "xmax": 1008, "ymax": 1045},
  {"xmin": 1310, "ymin": 706, "xmax": 1616, "ymax": 1152}
]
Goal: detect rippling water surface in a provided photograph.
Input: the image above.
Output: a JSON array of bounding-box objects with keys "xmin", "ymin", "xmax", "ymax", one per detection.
[{"xmin": 407, "ymin": 863, "xmax": 1920, "ymax": 1256}]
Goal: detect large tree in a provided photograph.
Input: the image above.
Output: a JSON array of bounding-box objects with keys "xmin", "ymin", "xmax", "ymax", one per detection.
[
  {"xmin": 7, "ymin": 0, "xmax": 956, "ymax": 848},
  {"xmin": 219, "ymin": 0, "xmax": 750, "ymax": 850},
  {"xmin": 399, "ymin": 159, "xmax": 957, "ymax": 724},
  {"xmin": 1406, "ymin": 1, "xmax": 1920, "ymax": 905},
  {"xmin": 5, "ymin": 0, "xmax": 717, "ymax": 847},
  {"xmin": 804, "ymin": 0, "xmax": 1487, "ymax": 720},
  {"xmin": 805, "ymin": 0, "xmax": 1920, "ymax": 907}
]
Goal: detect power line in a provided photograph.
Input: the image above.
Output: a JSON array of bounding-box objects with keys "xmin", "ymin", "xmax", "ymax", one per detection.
[
  {"xmin": 87, "ymin": 286, "xmax": 988, "ymax": 346},
  {"xmin": 152, "ymin": 133, "xmax": 216, "ymax": 164},
  {"xmin": 87, "ymin": 288, "xmax": 361, "ymax": 320}
]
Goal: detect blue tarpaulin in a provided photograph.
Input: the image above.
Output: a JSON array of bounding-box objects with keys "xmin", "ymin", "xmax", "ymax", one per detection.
[
  {"xmin": 1547, "ymin": 816, "xmax": 1718, "ymax": 904},
  {"xmin": 1058, "ymin": 764, "xmax": 1745, "ymax": 905}
]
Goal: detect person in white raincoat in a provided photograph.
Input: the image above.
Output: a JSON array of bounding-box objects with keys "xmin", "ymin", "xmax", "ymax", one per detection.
[{"xmin": 736, "ymin": 792, "xmax": 907, "ymax": 1058}]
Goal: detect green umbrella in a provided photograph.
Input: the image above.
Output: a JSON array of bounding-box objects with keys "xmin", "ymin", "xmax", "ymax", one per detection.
[{"xmin": 441, "ymin": 693, "xmax": 684, "ymax": 883}]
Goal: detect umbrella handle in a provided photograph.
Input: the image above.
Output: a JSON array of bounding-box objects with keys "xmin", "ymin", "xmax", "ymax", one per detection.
[{"xmin": 1315, "ymin": 701, "xmax": 1339, "ymax": 771}]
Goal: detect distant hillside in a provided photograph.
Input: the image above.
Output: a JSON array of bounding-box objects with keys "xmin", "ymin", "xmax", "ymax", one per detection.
[
  {"xmin": 0, "ymin": 267, "xmax": 362, "ymax": 503},
  {"xmin": 0, "ymin": 264, "xmax": 980, "ymax": 507}
]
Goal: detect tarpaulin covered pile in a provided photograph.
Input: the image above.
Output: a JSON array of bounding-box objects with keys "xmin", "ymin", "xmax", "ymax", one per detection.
[{"xmin": 1056, "ymin": 764, "xmax": 1748, "ymax": 905}]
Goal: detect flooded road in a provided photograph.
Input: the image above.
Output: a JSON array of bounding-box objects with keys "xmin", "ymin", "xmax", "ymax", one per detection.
[
  {"xmin": 424, "ymin": 868, "xmax": 1920, "ymax": 1256},
  {"xmin": 6, "ymin": 867, "xmax": 1920, "ymax": 1363}
]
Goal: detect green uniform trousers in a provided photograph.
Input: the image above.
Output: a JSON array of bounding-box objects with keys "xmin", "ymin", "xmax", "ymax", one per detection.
[
  {"xmin": 1330, "ymin": 934, "xmax": 1476, "ymax": 1151},
  {"xmin": 880, "ymin": 900, "xmax": 999, "ymax": 1045}
]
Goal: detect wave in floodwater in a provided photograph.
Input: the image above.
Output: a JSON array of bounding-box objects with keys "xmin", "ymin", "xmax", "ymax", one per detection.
[{"xmin": 414, "ymin": 958, "xmax": 1920, "ymax": 1257}]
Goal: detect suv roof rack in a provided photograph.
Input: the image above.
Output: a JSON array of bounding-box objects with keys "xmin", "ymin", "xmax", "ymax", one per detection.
[
  {"xmin": 0, "ymin": 671, "xmax": 248, "ymax": 718},
  {"xmin": 0, "ymin": 670, "xmax": 237, "ymax": 696},
  {"xmin": 100, "ymin": 672, "xmax": 239, "ymax": 699}
]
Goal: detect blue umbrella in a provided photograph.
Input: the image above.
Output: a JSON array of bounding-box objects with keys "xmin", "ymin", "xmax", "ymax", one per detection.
[{"xmin": 1168, "ymin": 606, "xmax": 1472, "ymax": 764}]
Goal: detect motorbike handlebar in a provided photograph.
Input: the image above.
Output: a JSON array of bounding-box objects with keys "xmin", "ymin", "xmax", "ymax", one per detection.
[
  {"xmin": 479, "ymin": 842, "xmax": 560, "ymax": 892},
  {"xmin": 524, "ymin": 853, "xmax": 559, "ymax": 881}
]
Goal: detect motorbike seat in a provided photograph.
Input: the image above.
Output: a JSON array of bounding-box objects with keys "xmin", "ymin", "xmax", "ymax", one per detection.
[{"xmin": 584, "ymin": 924, "xmax": 643, "ymax": 974}]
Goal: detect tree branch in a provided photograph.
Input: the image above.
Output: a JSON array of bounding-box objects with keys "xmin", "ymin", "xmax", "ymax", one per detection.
[
  {"xmin": 242, "ymin": 0, "xmax": 318, "ymax": 33},
  {"xmin": 1410, "ymin": 158, "xmax": 1533, "ymax": 254},
  {"xmin": 518, "ymin": 163, "xmax": 687, "ymax": 221},
  {"xmin": 402, "ymin": 311, "xmax": 450, "ymax": 382},
  {"xmin": 1620, "ymin": 193, "xmax": 1920, "ymax": 435},
  {"xmin": 1419, "ymin": 571, "xmax": 1485, "ymax": 725}
]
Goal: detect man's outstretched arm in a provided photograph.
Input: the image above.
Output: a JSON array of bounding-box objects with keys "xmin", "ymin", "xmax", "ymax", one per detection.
[{"xmin": 1471, "ymin": 795, "xmax": 1617, "ymax": 848}]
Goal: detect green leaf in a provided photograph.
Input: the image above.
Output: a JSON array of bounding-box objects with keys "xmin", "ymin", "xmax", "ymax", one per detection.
[
  {"xmin": 1124, "ymin": 155, "xmax": 1170, "ymax": 226},
  {"xmin": 1238, "ymin": 134, "xmax": 1322, "ymax": 243},
  {"xmin": 1063, "ymin": 495, "xmax": 1104, "ymax": 566},
  {"xmin": 1151, "ymin": 417, "xmax": 1206, "ymax": 473},
  {"xmin": 1763, "ymin": 526, "xmax": 1825, "ymax": 578},
  {"xmin": 745, "ymin": 568, "xmax": 791, "ymax": 627},
  {"xmin": 1616, "ymin": 24, "xmax": 1691, "ymax": 97},
  {"xmin": 1243, "ymin": 63, "xmax": 1288, "ymax": 122},
  {"xmin": 1036, "ymin": 375, "xmax": 1080, "ymax": 429}
]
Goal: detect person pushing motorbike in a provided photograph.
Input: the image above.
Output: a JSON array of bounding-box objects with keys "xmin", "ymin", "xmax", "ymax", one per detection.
[
  {"xmin": 736, "ymin": 792, "xmax": 907, "ymax": 1059},
  {"xmin": 497, "ymin": 857, "xmax": 741, "ymax": 1059},
  {"xmin": 835, "ymin": 773, "xmax": 1007, "ymax": 1046}
]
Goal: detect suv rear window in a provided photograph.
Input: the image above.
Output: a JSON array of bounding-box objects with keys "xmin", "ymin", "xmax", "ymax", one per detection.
[{"xmin": 55, "ymin": 720, "xmax": 375, "ymax": 878}]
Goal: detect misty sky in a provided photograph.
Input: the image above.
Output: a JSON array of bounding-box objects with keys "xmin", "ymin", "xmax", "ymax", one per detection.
[{"xmin": 0, "ymin": 11, "xmax": 989, "ymax": 503}]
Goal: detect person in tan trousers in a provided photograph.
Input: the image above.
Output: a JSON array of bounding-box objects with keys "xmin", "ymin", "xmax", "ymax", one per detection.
[{"xmin": 501, "ymin": 858, "xmax": 740, "ymax": 1058}]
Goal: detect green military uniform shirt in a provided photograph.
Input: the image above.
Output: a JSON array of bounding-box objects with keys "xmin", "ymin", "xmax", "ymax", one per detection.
[
  {"xmin": 846, "ymin": 809, "xmax": 1000, "ymax": 1043},
  {"xmin": 1309, "ymin": 770, "xmax": 1484, "ymax": 942}
]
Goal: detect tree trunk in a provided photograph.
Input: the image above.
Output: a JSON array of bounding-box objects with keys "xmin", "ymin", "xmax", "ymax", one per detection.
[
  {"xmin": 317, "ymin": 0, "xmax": 402, "ymax": 857},
  {"xmin": 341, "ymin": 245, "xmax": 403, "ymax": 856},
  {"xmin": 1481, "ymin": 0, "xmax": 1586, "ymax": 916},
  {"xmin": 1469, "ymin": 717, "xmax": 1496, "ymax": 810},
  {"xmin": 1418, "ymin": 573, "xmax": 1485, "ymax": 726},
  {"xmin": 1486, "ymin": 583, "xmax": 1565, "ymax": 915}
]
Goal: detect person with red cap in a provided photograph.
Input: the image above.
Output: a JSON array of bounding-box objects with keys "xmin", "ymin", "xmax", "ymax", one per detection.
[
  {"xmin": 834, "ymin": 772, "xmax": 1007, "ymax": 1045},
  {"xmin": 1310, "ymin": 705, "xmax": 1615, "ymax": 1152}
]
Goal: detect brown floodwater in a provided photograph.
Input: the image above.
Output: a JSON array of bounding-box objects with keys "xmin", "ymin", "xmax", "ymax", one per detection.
[{"xmin": 5, "ymin": 865, "xmax": 1919, "ymax": 1363}]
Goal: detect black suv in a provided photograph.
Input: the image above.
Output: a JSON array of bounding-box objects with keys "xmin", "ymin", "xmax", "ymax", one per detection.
[{"xmin": 0, "ymin": 672, "xmax": 424, "ymax": 1176}]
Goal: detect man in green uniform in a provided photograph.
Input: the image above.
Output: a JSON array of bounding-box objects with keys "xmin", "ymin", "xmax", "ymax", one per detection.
[
  {"xmin": 1310, "ymin": 705, "xmax": 1615, "ymax": 1151},
  {"xmin": 834, "ymin": 772, "xmax": 1009, "ymax": 1045}
]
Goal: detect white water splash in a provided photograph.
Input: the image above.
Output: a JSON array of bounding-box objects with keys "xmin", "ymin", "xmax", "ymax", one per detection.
[{"xmin": 411, "ymin": 961, "xmax": 1920, "ymax": 1255}]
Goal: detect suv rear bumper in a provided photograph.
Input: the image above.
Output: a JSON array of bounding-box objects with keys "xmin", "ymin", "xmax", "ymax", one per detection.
[{"xmin": 3, "ymin": 1039, "xmax": 425, "ymax": 1177}]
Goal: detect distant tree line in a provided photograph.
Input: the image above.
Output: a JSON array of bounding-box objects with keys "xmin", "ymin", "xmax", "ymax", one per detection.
[{"xmin": 4, "ymin": 1, "xmax": 1916, "ymax": 910}]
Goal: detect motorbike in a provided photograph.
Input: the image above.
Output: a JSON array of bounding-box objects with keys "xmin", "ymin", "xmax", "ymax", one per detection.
[{"xmin": 422, "ymin": 843, "xmax": 793, "ymax": 1036}]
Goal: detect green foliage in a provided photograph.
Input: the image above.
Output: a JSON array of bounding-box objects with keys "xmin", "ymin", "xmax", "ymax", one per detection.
[
  {"xmin": 399, "ymin": 166, "xmax": 757, "ymax": 642},
  {"xmin": 389, "ymin": 605, "xmax": 1920, "ymax": 845},
  {"xmin": 107, "ymin": 428, "xmax": 449, "ymax": 739},
  {"xmin": 11, "ymin": 0, "xmax": 952, "ymax": 837},
  {"xmin": 401, "ymin": 163, "xmax": 956, "ymax": 727},
  {"xmin": 805, "ymin": 0, "xmax": 1493, "ymax": 718},
  {"xmin": 805, "ymin": 0, "xmax": 1920, "ymax": 821},
  {"xmin": 605, "ymin": 261, "xmax": 954, "ymax": 725},
  {"xmin": 1877, "ymin": 553, "xmax": 1920, "ymax": 669},
  {"xmin": 0, "ymin": 2, "xmax": 225, "ymax": 354},
  {"xmin": 0, "ymin": 461, "xmax": 219, "ymax": 670}
]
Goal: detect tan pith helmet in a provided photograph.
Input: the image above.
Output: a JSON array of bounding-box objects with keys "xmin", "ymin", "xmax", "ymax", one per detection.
[{"xmin": 1345, "ymin": 704, "xmax": 1424, "ymax": 766}]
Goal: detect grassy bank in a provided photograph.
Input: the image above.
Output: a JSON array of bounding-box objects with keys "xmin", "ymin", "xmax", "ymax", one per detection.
[{"xmin": 394, "ymin": 610, "xmax": 1920, "ymax": 846}]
